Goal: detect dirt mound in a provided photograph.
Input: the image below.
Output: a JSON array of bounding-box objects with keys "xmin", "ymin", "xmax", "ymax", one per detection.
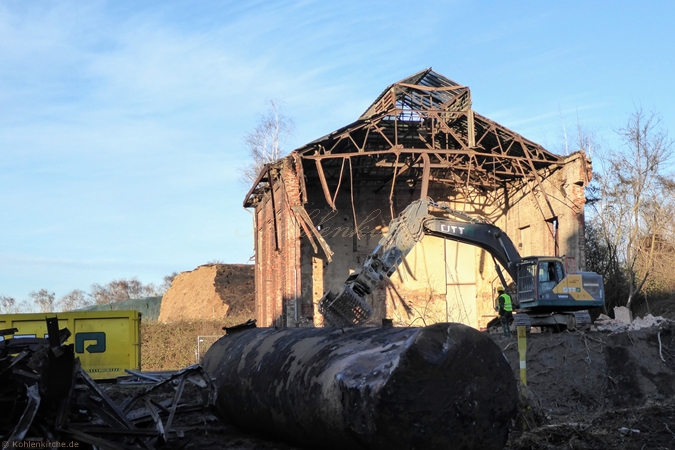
[
  {"xmin": 158, "ymin": 264, "xmax": 254, "ymax": 323},
  {"xmin": 496, "ymin": 324, "xmax": 675, "ymax": 416},
  {"xmin": 493, "ymin": 322, "xmax": 675, "ymax": 449}
]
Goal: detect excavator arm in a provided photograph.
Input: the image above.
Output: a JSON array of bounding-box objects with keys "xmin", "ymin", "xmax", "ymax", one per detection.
[
  {"xmin": 318, "ymin": 198, "xmax": 524, "ymax": 327},
  {"xmin": 422, "ymin": 217, "xmax": 521, "ymax": 281}
]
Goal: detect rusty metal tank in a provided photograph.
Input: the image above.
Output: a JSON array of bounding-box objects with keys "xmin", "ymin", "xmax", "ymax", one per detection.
[{"xmin": 202, "ymin": 322, "xmax": 517, "ymax": 450}]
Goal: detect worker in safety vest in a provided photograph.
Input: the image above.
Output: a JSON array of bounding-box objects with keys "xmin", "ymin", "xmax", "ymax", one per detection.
[{"xmin": 496, "ymin": 286, "xmax": 513, "ymax": 337}]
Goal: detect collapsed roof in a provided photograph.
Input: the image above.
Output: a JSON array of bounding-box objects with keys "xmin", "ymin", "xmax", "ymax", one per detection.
[{"xmin": 245, "ymin": 68, "xmax": 565, "ymax": 207}]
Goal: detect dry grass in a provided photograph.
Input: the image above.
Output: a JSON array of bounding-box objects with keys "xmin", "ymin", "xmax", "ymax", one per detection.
[{"xmin": 141, "ymin": 316, "xmax": 248, "ymax": 371}]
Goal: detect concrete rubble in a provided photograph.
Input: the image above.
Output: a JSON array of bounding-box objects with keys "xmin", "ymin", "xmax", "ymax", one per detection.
[{"xmin": 591, "ymin": 307, "xmax": 671, "ymax": 332}]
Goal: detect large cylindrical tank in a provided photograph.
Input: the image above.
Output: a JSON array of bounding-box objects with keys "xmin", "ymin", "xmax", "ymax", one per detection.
[{"xmin": 202, "ymin": 323, "xmax": 517, "ymax": 450}]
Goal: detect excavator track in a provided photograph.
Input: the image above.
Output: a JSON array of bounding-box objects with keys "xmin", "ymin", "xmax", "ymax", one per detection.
[
  {"xmin": 513, "ymin": 313, "xmax": 532, "ymax": 332},
  {"xmin": 512, "ymin": 310, "xmax": 593, "ymax": 333},
  {"xmin": 572, "ymin": 310, "xmax": 593, "ymax": 330}
]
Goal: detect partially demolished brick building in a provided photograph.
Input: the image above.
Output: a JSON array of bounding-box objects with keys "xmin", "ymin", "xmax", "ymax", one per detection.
[{"xmin": 243, "ymin": 69, "xmax": 591, "ymax": 329}]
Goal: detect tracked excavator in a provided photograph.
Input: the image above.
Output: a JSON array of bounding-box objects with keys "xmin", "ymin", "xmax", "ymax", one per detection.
[{"xmin": 318, "ymin": 198, "xmax": 605, "ymax": 331}]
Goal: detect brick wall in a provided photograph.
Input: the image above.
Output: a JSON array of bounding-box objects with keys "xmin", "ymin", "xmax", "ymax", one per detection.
[{"xmin": 253, "ymin": 158, "xmax": 303, "ymax": 327}]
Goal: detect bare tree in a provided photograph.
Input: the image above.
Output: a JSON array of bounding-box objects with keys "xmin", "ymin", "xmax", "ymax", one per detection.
[
  {"xmin": 0, "ymin": 295, "xmax": 18, "ymax": 314},
  {"xmin": 30, "ymin": 289, "xmax": 56, "ymax": 313},
  {"xmin": 588, "ymin": 108, "xmax": 675, "ymax": 309},
  {"xmin": 159, "ymin": 272, "xmax": 179, "ymax": 294},
  {"xmin": 90, "ymin": 277, "xmax": 164, "ymax": 304},
  {"xmin": 93, "ymin": 280, "xmax": 126, "ymax": 304},
  {"xmin": 90, "ymin": 279, "xmax": 131, "ymax": 305},
  {"xmin": 0, "ymin": 295, "xmax": 32, "ymax": 314},
  {"xmin": 90, "ymin": 283, "xmax": 112, "ymax": 305},
  {"xmin": 2, "ymin": 275, "xmax": 173, "ymax": 313},
  {"xmin": 241, "ymin": 99, "xmax": 295, "ymax": 184},
  {"xmin": 142, "ymin": 283, "xmax": 161, "ymax": 297},
  {"xmin": 118, "ymin": 278, "xmax": 144, "ymax": 299},
  {"xmin": 55, "ymin": 289, "xmax": 92, "ymax": 312},
  {"xmin": 639, "ymin": 229, "xmax": 675, "ymax": 297}
]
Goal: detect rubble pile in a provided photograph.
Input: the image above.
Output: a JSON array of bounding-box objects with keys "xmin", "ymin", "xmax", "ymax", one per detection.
[
  {"xmin": 591, "ymin": 306, "xmax": 672, "ymax": 332},
  {"xmin": 1, "ymin": 318, "xmax": 216, "ymax": 449}
]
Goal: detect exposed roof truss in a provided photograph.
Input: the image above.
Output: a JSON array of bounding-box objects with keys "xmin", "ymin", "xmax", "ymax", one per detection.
[{"xmin": 245, "ymin": 69, "xmax": 564, "ymax": 208}]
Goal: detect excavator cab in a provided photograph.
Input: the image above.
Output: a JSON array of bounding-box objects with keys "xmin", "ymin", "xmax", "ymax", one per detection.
[
  {"xmin": 515, "ymin": 257, "xmax": 604, "ymax": 312},
  {"xmin": 538, "ymin": 260, "xmax": 565, "ymax": 294}
]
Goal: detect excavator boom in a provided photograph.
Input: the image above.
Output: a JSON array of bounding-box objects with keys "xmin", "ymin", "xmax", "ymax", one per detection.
[{"xmin": 318, "ymin": 198, "xmax": 604, "ymax": 328}]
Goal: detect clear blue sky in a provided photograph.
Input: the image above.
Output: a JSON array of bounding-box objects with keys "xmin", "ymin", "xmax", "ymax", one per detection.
[{"xmin": 1, "ymin": 1, "xmax": 674, "ymax": 303}]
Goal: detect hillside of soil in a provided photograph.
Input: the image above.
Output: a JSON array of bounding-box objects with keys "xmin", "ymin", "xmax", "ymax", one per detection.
[{"xmin": 158, "ymin": 264, "xmax": 254, "ymax": 323}]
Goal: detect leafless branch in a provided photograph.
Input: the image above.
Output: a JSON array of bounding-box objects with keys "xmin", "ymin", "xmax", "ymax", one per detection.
[{"xmin": 240, "ymin": 99, "xmax": 295, "ymax": 185}]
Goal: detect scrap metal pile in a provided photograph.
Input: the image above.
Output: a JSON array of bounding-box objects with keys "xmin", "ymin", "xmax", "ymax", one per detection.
[{"xmin": 1, "ymin": 318, "xmax": 215, "ymax": 449}]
